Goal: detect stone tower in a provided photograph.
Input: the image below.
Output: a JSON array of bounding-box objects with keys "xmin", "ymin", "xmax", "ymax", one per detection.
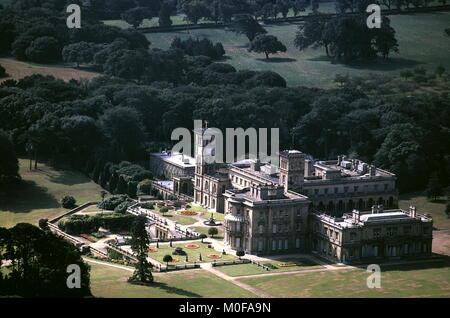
[{"xmin": 278, "ymin": 150, "xmax": 305, "ymax": 192}]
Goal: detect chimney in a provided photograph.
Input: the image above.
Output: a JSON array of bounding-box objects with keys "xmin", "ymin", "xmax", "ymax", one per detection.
[
  {"xmin": 337, "ymin": 155, "xmax": 342, "ymax": 165},
  {"xmin": 369, "ymin": 165, "xmax": 376, "ymax": 176},
  {"xmin": 352, "ymin": 209, "xmax": 360, "ymax": 223},
  {"xmin": 377, "ymin": 204, "xmax": 383, "ymax": 213},
  {"xmin": 409, "ymin": 205, "xmax": 417, "ymax": 218},
  {"xmin": 371, "ymin": 205, "xmax": 377, "ymax": 214}
]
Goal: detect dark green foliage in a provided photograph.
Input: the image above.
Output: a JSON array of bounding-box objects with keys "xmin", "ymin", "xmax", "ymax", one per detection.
[
  {"xmin": 229, "ymin": 14, "xmax": 267, "ymax": 42},
  {"xmin": 129, "ymin": 215, "xmax": 153, "ymax": 283},
  {"xmin": 58, "ymin": 212, "xmax": 137, "ymax": 234},
  {"xmin": 25, "ymin": 36, "xmax": 61, "ymax": 63},
  {"xmin": 115, "ymin": 175, "xmax": 128, "ymax": 194},
  {"xmin": 138, "ymin": 179, "xmax": 153, "ymax": 195},
  {"xmin": 178, "ymin": 0, "xmax": 211, "ymax": 24},
  {"xmin": 0, "ymin": 63, "xmax": 6, "ymax": 78},
  {"xmin": 38, "ymin": 218, "xmax": 49, "ymax": 231},
  {"xmin": 163, "ymin": 254, "xmax": 173, "ymax": 265},
  {"xmin": 425, "ymin": 173, "xmax": 444, "ymax": 201},
  {"xmin": 97, "ymin": 194, "xmax": 130, "ymax": 210},
  {"xmin": 127, "ymin": 181, "xmax": 138, "ymax": 198},
  {"xmin": 0, "ymin": 129, "xmax": 19, "ymax": 188},
  {"xmin": 114, "ymin": 201, "xmax": 134, "ymax": 214},
  {"xmin": 249, "ymin": 34, "xmax": 287, "ymax": 59},
  {"xmin": 140, "ymin": 202, "xmax": 154, "ymax": 210},
  {"xmin": 62, "ymin": 42, "xmax": 103, "ymax": 67},
  {"xmin": 295, "ymin": 14, "xmax": 398, "ymax": 62},
  {"xmin": 121, "ymin": 7, "xmax": 152, "ymax": 29},
  {"xmin": 158, "ymin": 1, "xmax": 173, "ymax": 27},
  {"xmin": 61, "ymin": 195, "xmax": 76, "ymax": 209},
  {"xmin": 236, "ymin": 249, "xmax": 245, "ymax": 258},
  {"xmin": 0, "ymin": 223, "xmax": 91, "ymax": 297},
  {"xmin": 170, "ymin": 37, "xmax": 225, "ymax": 59},
  {"xmin": 208, "ymin": 227, "xmax": 218, "ymax": 237}
]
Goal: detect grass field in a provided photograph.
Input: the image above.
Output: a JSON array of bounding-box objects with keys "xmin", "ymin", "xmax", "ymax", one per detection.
[
  {"xmin": 189, "ymin": 226, "xmax": 224, "ymax": 239},
  {"xmin": 216, "ymin": 257, "xmax": 324, "ymax": 277},
  {"xmin": 89, "ymin": 261, "xmax": 257, "ymax": 298},
  {"xmin": 399, "ymin": 193, "xmax": 449, "ymax": 230},
  {"xmin": 238, "ymin": 260, "xmax": 450, "ymax": 297},
  {"xmin": 148, "ymin": 241, "xmax": 236, "ymax": 264},
  {"xmin": 144, "ymin": 12, "xmax": 450, "ymax": 87},
  {"xmin": 0, "ymin": 58, "xmax": 100, "ymax": 83},
  {"xmin": 0, "ymin": 159, "xmax": 104, "ymax": 228},
  {"xmin": 147, "ymin": 207, "xmax": 198, "ymax": 225}
]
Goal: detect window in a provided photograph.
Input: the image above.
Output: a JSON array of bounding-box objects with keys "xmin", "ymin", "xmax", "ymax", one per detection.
[
  {"xmin": 295, "ymin": 238, "xmax": 301, "ymax": 248},
  {"xmin": 373, "ymin": 228, "xmax": 381, "ymax": 238},
  {"xmin": 384, "ymin": 184, "xmax": 388, "ymax": 190},
  {"xmin": 272, "ymin": 224, "xmax": 277, "ymax": 233},
  {"xmin": 354, "ymin": 186, "xmax": 359, "ymax": 192},
  {"xmin": 324, "ymin": 188, "xmax": 329, "ymax": 194},
  {"xmin": 314, "ymin": 189, "xmax": 319, "ymax": 195},
  {"xmin": 284, "ymin": 239, "xmax": 289, "ymax": 250},
  {"xmin": 387, "ymin": 227, "xmax": 397, "ymax": 236},
  {"xmin": 350, "ymin": 232, "xmax": 357, "ymax": 240},
  {"xmin": 344, "ymin": 186, "xmax": 349, "ymax": 193},
  {"xmin": 404, "ymin": 226, "xmax": 411, "ymax": 235},
  {"xmin": 334, "ymin": 187, "xmax": 338, "ymax": 194}
]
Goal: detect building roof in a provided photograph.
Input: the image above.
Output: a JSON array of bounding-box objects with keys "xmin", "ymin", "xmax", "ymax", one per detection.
[{"xmin": 151, "ymin": 151, "xmax": 196, "ymax": 168}]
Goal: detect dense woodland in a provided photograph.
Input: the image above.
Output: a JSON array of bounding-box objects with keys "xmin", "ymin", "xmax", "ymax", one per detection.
[
  {"xmin": 0, "ymin": 223, "xmax": 91, "ymax": 297},
  {"xmin": 0, "ymin": 0, "xmax": 449, "ymax": 297},
  {"xmin": 0, "ymin": 0, "xmax": 449, "ymax": 195}
]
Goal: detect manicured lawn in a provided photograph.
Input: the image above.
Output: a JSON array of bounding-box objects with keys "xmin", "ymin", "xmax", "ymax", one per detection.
[
  {"xmin": 144, "ymin": 12, "xmax": 450, "ymax": 87},
  {"xmin": 399, "ymin": 193, "xmax": 449, "ymax": 230},
  {"xmin": 0, "ymin": 159, "xmax": 104, "ymax": 228},
  {"xmin": 239, "ymin": 260, "xmax": 450, "ymax": 297},
  {"xmin": 201, "ymin": 211, "xmax": 225, "ymax": 221},
  {"xmin": 216, "ymin": 257, "xmax": 324, "ymax": 277},
  {"xmin": 189, "ymin": 226, "xmax": 224, "ymax": 239},
  {"xmin": 89, "ymin": 261, "xmax": 257, "ymax": 298},
  {"xmin": 186, "ymin": 203, "xmax": 209, "ymax": 213},
  {"xmin": 0, "ymin": 58, "xmax": 100, "ymax": 83},
  {"xmin": 148, "ymin": 241, "xmax": 235, "ymax": 264},
  {"xmin": 145, "ymin": 207, "xmax": 198, "ymax": 225}
]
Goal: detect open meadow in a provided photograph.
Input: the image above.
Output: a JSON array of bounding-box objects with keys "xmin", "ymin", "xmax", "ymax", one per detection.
[
  {"xmin": 89, "ymin": 261, "xmax": 257, "ymax": 298},
  {"xmin": 0, "ymin": 58, "xmax": 100, "ymax": 83},
  {"xmin": 237, "ymin": 260, "xmax": 450, "ymax": 297},
  {"xmin": 144, "ymin": 12, "xmax": 450, "ymax": 87},
  {"xmin": 0, "ymin": 159, "xmax": 104, "ymax": 228}
]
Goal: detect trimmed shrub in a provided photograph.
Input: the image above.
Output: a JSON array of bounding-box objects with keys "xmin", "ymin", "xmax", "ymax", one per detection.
[
  {"xmin": 114, "ymin": 201, "xmax": 134, "ymax": 214},
  {"xmin": 97, "ymin": 194, "xmax": 130, "ymax": 210},
  {"xmin": 61, "ymin": 195, "xmax": 76, "ymax": 209}
]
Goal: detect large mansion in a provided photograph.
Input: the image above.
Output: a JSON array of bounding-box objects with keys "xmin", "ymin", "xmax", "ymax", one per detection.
[{"xmin": 149, "ymin": 128, "xmax": 433, "ymax": 263}]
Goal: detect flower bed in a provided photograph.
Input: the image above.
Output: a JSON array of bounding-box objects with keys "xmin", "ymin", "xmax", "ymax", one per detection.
[
  {"xmin": 148, "ymin": 248, "xmax": 158, "ymax": 252},
  {"xmin": 171, "ymin": 258, "xmax": 179, "ymax": 262},
  {"xmin": 185, "ymin": 244, "xmax": 200, "ymax": 249},
  {"xmin": 179, "ymin": 210, "xmax": 197, "ymax": 215},
  {"xmin": 207, "ymin": 254, "xmax": 222, "ymax": 259},
  {"xmin": 278, "ymin": 263, "xmax": 298, "ymax": 267},
  {"xmin": 80, "ymin": 234, "xmax": 97, "ymax": 242}
]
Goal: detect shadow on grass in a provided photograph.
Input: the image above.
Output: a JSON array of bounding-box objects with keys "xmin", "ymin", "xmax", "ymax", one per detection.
[
  {"xmin": 151, "ymin": 281, "xmax": 202, "ymax": 297},
  {"xmin": 378, "ymin": 257, "xmax": 450, "ymax": 272},
  {"xmin": 47, "ymin": 170, "xmax": 91, "ymax": 186},
  {"xmin": 256, "ymin": 57, "xmax": 297, "ymax": 63},
  {"xmin": 307, "ymin": 55, "xmax": 424, "ymax": 71},
  {"xmin": 0, "ymin": 180, "xmax": 60, "ymax": 213}
]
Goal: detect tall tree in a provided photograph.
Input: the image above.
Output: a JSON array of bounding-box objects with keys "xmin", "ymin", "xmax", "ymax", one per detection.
[
  {"xmin": 228, "ymin": 14, "xmax": 267, "ymax": 42},
  {"xmin": 129, "ymin": 215, "xmax": 153, "ymax": 283},
  {"xmin": 249, "ymin": 34, "xmax": 287, "ymax": 59}
]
